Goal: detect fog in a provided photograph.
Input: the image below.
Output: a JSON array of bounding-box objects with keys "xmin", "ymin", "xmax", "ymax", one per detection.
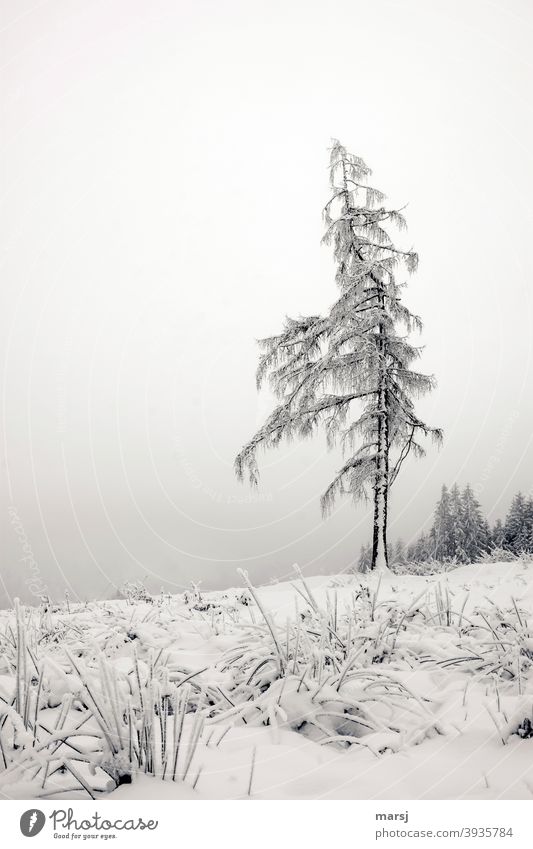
[{"xmin": 1, "ymin": 0, "xmax": 533, "ymax": 605}]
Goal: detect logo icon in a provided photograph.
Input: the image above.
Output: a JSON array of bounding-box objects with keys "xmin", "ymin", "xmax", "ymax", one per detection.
[{"xmin": 20, "ymin": 810, "xmax": 46, "ymax": 837}]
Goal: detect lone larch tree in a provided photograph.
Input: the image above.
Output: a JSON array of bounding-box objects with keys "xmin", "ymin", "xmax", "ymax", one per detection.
[{"xmin": 235, "ymin": 141, "xmax": 441, "ymax": 570}]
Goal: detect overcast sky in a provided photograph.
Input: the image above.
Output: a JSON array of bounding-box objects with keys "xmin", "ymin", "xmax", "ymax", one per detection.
[{"xmin": 1, "ymin": 0, "xmax": 533, "ymax": 605}]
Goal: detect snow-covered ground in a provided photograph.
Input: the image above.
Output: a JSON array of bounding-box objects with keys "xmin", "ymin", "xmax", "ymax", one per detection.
[{"xmin": 2, "ymin": 562, "xmax": 533, "ymax": 800}]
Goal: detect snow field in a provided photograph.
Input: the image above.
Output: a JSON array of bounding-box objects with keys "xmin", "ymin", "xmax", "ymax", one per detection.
[{"xmin": 1, "ymin": 561, "xmax": 533, "ymax": 799}]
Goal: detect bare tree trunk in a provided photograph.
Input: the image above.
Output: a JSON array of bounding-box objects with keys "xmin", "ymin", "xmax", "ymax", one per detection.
[
  {"xmin": 372, "ymin": 313, "xmax": 390, "ymax": 572},
  {"xmin": 372, "ymin": 391, "xmax": 389, "ymax": 571}
]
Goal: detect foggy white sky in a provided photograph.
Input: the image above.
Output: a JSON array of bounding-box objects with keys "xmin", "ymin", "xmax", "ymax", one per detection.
[{"xmin": 1, "ymin": 0, "xmax": 533, "ymax": 604}]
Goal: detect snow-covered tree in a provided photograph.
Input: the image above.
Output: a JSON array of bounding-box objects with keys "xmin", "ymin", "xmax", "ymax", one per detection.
[
  {"xmin": 480, "ymin": 517, "xmax": 492, "ymax": 553},
  {"xmin": 504, "ymin": 493, "xmax": 526, "ymax": 553},
  {"xmin": 409, "ymin": 531, "xmax": 431, "ymax": 562},
  {"xmin": 358, "ymin": 543, "xmax": 372, "ymax": 572},
  {"xmin": 448, "ymin": 483, "xmax": 465, "ymax": 561},
  {"xmin": 527, "ymin": 500, "xmax": 533, "ymax": 552},
  {"xmin": 393, "ymin": 538, "xmax": 407, "ymax": 565},
  {"xmin": 516, "ymin": 497, "xmax": 533, "ymax": 552},
  {"xmin": 460, "ymin": 484, "xmax": 490, "ymax": 562},
  {"xmin": 492, "ymin": 518, "xmax": 505, "ymax": 548},
  {"xmin": 235, "ymin": 141, "xmax": 441, "ymax": 571},
  {"xmin": 431, "ymin": 484, "xmax": 453, "ymax": 560},
  {"xmin": 407, "ymin": 483, "xmax": 497, "ymax": 565}
]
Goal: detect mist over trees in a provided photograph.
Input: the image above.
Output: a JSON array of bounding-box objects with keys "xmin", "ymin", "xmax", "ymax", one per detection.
[
  {"xmin": 359, "ymin": 486, "xmax": 533, "ymax": 569},
  {"xmin": 236, "ymin": 141, "xmax": 441, "ymax": 571}
]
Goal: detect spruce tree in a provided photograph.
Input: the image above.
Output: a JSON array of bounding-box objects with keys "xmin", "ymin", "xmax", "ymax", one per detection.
[
  {"xmin": 358, "ymin": 543, "xmax": 372, "ymax": 572},
  {"xmin": 461, "ymin": 484, "xmax": 489, "ymax": 562},
  {"xmin": 448, "ymin": 483, "xmax": 465, "ymax": 561},
  {"xmin": 410, "ymin": 483, "xmax": 491, "ymax": 565},
  {"xmin": 504, "ymin": 493, "xmax": 526, "ymax": 553},
  {"xmin": 432, "ymin": 484, "xmax": 452, "ymax": 560},
  {"xmin": 480, "ymin": 517, "xmax": 492, "ymax": 553},
  {"xmin": 526, "ymin": 498, "xmax": 533, "ymax": 552},
  {"xmin": 235, "ymin": 141, "xmax": 441, "ymax": 571},
  {"xmin": 406, "ymin": 540, "xmax": 417, "ymax": 561},
  {"xmin": 518, "ymin": 497, "xmax": 533, "ymax": 552},
  {"xmin": 413, "ymin": 532, "xmax": 430, "ymax": 562},
  {"xmin": 393, "ymin": 538, "xmax": 407, "ymax": 566},
  {"xmin": 492, "ymin": 518, "xmax": 505, "ymax": 548}
]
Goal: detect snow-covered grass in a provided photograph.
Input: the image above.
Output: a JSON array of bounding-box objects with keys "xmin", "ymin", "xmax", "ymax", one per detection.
[{"xmin": 2, "ymin": 561, "xmax": 533, "ymax": 799}]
